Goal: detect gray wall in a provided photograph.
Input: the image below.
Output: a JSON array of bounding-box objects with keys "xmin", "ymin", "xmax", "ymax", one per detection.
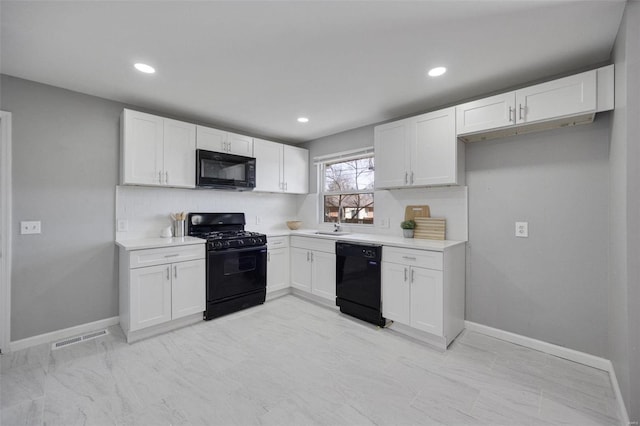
[
  {"xmin": 302, "ymin": 124, "xmax": 375, "ymax": 193},
  {"xmin": 306, "ymin": 81, "xmax": 614, "ymax": 361},
  {"xmin": 1, "ymin": 75, "xmax": 123, "ymax": 340},
  {"xmin": 465, "ymin": 118, "xmax": 610, "ymax": 357},
  {"xmin": 609, "ymin": 1, "xmax": 640, "ymax": 422}
]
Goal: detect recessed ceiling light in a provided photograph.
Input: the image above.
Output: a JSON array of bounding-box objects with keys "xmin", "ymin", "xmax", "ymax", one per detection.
[
  {"xmin": 297, "ymin": 117, "xmax": 309, "ymax": 123},
  {"xmin": 428, "ymin": 66, "xmax": 447, "ymax": 77},
  {"xmin": 134, "ymin": 63, "xmax": 156, "ymax": 74}
]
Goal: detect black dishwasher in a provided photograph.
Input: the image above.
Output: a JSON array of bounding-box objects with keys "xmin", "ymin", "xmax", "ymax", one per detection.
[{"xmin": 335, "ymin": 242, "xmax": 385, "ymax": 327}]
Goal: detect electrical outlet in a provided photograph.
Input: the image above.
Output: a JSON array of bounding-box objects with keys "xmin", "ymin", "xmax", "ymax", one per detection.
[
  {"xmin": 515, "ymin": 221, "xmax": 529, "ymax": 238},
  {"xmin": 377, "ymin": 218, "xmax": 390, "ymax": 228},
  {"xmin": 21, "ymin": 221, "xmax": 41, "ymax": 235},
  {"xmin": 117, "ymin": 219, "xmax": 128, "ymax": 232}
]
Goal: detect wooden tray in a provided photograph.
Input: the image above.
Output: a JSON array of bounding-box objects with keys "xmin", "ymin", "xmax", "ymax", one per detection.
[
  {"xmin": 404, "ymin": 205, "xmax": 431, "ymax": 221},
  {"xmin": 414, "ymin": 217, "xmax": 446, "ymax": 240}
]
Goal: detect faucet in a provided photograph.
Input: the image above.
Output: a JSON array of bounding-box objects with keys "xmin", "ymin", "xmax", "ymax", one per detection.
[{"xmin": 334, "ymin": 205, "xmax": 343, "ymax": 232}]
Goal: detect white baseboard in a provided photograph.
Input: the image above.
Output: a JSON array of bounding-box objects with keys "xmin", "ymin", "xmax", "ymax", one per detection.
[
  {"xmin": 464, "ymin": 321, "xmax": 610, "ymax": 370},
  {"xmin": 10, "ymin": 316, "xmax": 120, "ymax": 352},
  {"xmin": 465, "ymin": 321, "xmax": 630, "ymax": 424}
]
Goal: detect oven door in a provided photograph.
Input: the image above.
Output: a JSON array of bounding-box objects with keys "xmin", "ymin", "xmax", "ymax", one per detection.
[{"xmin": 207, "ymin": 246, "xmax": 267, "ymax": 302}]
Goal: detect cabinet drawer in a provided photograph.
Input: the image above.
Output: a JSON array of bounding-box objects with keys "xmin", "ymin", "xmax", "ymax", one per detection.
[
  {"xmin": 267, "ymin": 236, "xmax": 289, "ymax": 249},
  {"xmin": 290, "ymin": 236, "xmax": 335, "ymax": 254},
  {"xmin": 129, "ymin": 244, "xmax": 205, "ymax": 269},
  {"xmin": 383, "ymin": 247, "xmax": 442, "ymax": 271}
]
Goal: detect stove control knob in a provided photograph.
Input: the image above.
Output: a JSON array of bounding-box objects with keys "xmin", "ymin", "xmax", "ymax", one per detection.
[
  {"xmin": 213, "ymin": 241, "xmax": 223, "ymax": 249},
  {"xmin": 239, "ymin": 240, "xmax": 245, "ymax": 245},
  {"xmin": 224, "ymin": 241, "xmax": 231, "ymax": 247}
]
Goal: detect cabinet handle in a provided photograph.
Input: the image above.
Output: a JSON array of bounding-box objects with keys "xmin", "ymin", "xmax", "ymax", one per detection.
[
  {"xmin": 165, "ymin": 171, "xmax": 169, "ymax": 184},
  {"xmin": 404, "ymin": 267, "xmax": 408, "ymax": 282},
  {"xmin": 164, "ymin": 254, "xmax": 179, "ymax": 258},
  {"xmin": 166, "ymin": 267, "xmax": 170, "ymax": 280},
  {"xmin": 174, "ymin": 265, "xmax": 177, "ymax": 279},
  {"xmin": 508, "ymin": 106, "xmax": 514, "ymax": 123},
  {"xmin": 404, "ymin": 172, "xmax": 408, "ymax": 185},
  {"xmin": 272, "ymin": 241, "xmax": 283, "ymax": 246},
  {"xmin": 519, "ymin": 104, "xmax": 524, "ymax": 121},
  {"xmin": 284, "ymin": 182, "xmax": 288, "ymax": 191},
  {"xmin": 411, "ymin": 269, "xmax": 415, "ymax": 283},
  {"xmin": 410, "ymin": 171, "xmax": 414, "ymax": 185},
  {"xmin": 158, "ymin": 171, "xmax": 162, "ymax": 183},
  {"xmin": 267, "ymin": 252, "xmax": 271, "ymax": 262},
  {"xmin": 402, "ymin": 256, "xmax": 417, "ymax": 261},
  {"xmin": 306, "ymin": 251, "xmax": 310, "ymax": 262},
  {"xmin": 310, "ymin": 252, "xmax": 314, "ymax": 262}
]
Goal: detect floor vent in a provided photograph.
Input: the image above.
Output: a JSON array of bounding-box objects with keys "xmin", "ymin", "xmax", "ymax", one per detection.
[{"xmin": 51, "ymin": 329, "xmax": 109, "ymax": 350}]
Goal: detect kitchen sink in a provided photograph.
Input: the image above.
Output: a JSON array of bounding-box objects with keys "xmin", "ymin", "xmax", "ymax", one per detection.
[{"xmin": 315, "ymin": 231, "xmax": 351, "ymax": 236}]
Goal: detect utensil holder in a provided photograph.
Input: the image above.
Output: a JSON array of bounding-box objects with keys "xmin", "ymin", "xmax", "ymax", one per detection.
[{"xmin": 173, "ymin": 220, "xmax": 185, "ymax": 238}]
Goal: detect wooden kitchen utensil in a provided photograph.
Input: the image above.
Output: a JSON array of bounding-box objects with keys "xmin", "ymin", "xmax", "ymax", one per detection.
[
  {"xmin": 414, "ymin": 217, "xmax": 446, "ymax": 240},
  {"xmin": 404, "ymin": 205, "xmax": 431, "ymax": 221}
]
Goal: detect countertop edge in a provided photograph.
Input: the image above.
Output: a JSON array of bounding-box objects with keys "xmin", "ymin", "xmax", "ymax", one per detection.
[{"xmin": 115, "ymin": 236, "xmax": 206, "ymax": 251}]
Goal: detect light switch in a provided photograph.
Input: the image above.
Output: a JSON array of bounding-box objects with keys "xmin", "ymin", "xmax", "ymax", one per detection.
[
  {"xmin": 117, "ymin": 219, "xmax": 128, "ymax": 232},
  {"xmin": 515, "ymin": 221, "xmax": 528, "ymax": 238}
]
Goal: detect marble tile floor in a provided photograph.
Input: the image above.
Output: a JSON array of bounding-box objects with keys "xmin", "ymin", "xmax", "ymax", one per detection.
[{"xmin": 0, "ymin": 295, "xmax": 621, "ymax": 426}]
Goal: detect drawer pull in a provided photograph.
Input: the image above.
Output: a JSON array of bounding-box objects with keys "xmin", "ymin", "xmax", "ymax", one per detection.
[
  {"xmin": 402, "ymin": 256, "xmax": 417, "ymax": 261},
  {"xmin": 164, "ymin": 254, "xmax": 180, "ymax": 258}
]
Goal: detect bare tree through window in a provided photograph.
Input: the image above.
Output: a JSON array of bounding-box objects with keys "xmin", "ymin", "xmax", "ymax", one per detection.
[{"xmin": 323, "ymin": 156, "xmax": 374, "ymax": 224}]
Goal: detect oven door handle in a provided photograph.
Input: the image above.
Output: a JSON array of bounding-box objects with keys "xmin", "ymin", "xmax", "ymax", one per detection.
[{"xmin": 208, "ymin": 245, "xmax": 267, "ymax": 255}]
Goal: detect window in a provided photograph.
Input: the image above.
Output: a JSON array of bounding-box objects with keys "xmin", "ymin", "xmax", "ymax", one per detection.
[{"xmin": 319, "ymin": 151, "xmax": 374, "ymax": 225}]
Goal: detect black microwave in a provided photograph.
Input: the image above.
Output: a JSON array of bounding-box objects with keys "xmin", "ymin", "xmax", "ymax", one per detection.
[{"xmin": 196, "ymin": 149, "xmax": 256, "ymax": 190}]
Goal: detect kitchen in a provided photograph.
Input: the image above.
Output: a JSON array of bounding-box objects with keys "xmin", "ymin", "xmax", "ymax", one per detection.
[{"xmin": 1, "ymin": 1, "xmax": 639, "ymax": 425}]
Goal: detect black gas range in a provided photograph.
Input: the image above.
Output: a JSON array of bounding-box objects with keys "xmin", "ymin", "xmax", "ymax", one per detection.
[{"xmin": 187, "ymin": 213, "xmax": 267, "ymax": 320}]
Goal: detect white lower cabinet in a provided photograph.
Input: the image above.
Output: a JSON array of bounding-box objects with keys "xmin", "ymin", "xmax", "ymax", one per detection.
[
  {"xmin": 382, "ymin": 244, "xmax": 464, "ymax": 348},
  {"xmin": 119, "ymin": 243, "xmax": 206, "ymax": 342},
  {"xmin": 267, "ymin": 236, "xmax": 289, "ymax": 294},
  {"xmin": 290, "ymin": 236, "xmax": 336, "ymax": 302}
]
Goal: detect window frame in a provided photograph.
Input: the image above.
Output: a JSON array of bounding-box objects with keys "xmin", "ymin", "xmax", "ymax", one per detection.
[{"xmin": 315, "ymin": 148, "xmax": 375, "ymax": 227}]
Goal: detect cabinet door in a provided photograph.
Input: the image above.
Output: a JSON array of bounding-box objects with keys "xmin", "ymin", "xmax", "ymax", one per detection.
[
  {"xmin": 282, "ymin": 145, "xmax": 309, "ymax": 194},
  {"xmin": 253, "ymin": 138, "xmax": 284, "ymax": 192},
  {"xmin": 410, "ymin": 267, "xmax": 443, "ymax": 336},
  {"xmin": 226, "ymin": 132, "xmax": 254, "ymax": 157},
  {"xmin": 196, "ymin": 125, "xmax": 226, "ymax": 152},
  {"xmin": 456, "ymin": 92, "xmax": 516, "ymax": 135},
  {"xmin": 374, "ymin": 119, "xmax": 409, "ymax": 189},
  {"xmin": 267, "ymin": 247, "xmax": 289, "ymax": 293},
  {"xmin": 311, "ymin": 250, "xmax": 336, "ymax": 301},
  {"xmin": 122, "ymin": 109, "xmax": 164, "ymax": 185},
  {"xmin": 381, "ymin": 262, "xmax": 410, "ymax": 324},
  {"xmin": 171, "ymin": 259, "xmax": 205, "ymax": 320},
  {"xmin": 290, "ymin": 247, "xmax": 312, "ymax": 291},
  {"xmin": 411, "ymin": 107, "xmax": 458, "ymax": 186},
  {"xmin": 516, "ymin": 70, "xmax": 596, "ymax": 124},
  {"xmin": 163, "ymin": 118, "xmax": 196, "ymax": 188},
  {"xmin": 129, "ymin": 264, "xmax": 172, "ymax": 331}
]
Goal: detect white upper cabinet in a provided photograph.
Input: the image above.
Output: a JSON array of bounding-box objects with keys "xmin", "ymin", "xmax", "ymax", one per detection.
[
  {"xmin": 516, "ymin": 70, "xmax": 596, "ymax": 124},
  {"xmin": 374, "ymin": 119, "xmax": 409, "ymax": 188},
  {"xmin": 253, "ymin": 138, "xmax": 283, "ymax": 192},
  {"xmin": 253, "ymin": 138, "xmax": 309, "ymax": 194},
  {"xmin": 283, "ymin": 145, "xmax": 309, "ymax": 194},
  {"xmin": 163, "ymin": 118, "xmax": 197, "ymax": 187},
  {"xmin": 121, "ymin": 109, "xmax": 195, "ymax": 188},
  {"xmin": 456, "ymin": 67, "xmax": 608, "ymax": 141},
  {"xmin": 196, "ymin": 125, "xmax": 253, "ymax": 157},
  {"xmin": 375, "ymin": 107, "xmax": 463, "ymax": 189}
]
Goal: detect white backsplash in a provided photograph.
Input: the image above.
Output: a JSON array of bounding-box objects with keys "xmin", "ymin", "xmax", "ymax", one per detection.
[
  {"xmin": 297, "ymin": 186, "xmax": 468, "ymax": 241},
  {"xmin": 116, "ymin": 185, "xmax": 467, "ymax": 242},
  {"xmin": 115, "ymin": 185, "xmax": 300, "ymax": 240}
]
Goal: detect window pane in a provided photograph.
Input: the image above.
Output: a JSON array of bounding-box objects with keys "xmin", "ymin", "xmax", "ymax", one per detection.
[
  {"xmin": 324, "ymin": 193, "xmax": 374, "ymax": 224},
  {"xmin": 324, "ymin": 157, "xmax": 374, "ymax": 192}
]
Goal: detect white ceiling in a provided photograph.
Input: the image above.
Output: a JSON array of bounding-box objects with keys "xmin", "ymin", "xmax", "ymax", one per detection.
[{"xmin": 0, "ymin": 1, "xmax": 626, "ymax": 143}]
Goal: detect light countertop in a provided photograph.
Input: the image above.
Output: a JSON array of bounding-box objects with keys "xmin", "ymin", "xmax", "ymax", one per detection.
[
  {"xmin": 115, "ymin": 236, "xmax": 206, "ymax": 251},
  {"xmin": 282, "ymin": 230, "xmax": 465, "ymax": 252}
]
